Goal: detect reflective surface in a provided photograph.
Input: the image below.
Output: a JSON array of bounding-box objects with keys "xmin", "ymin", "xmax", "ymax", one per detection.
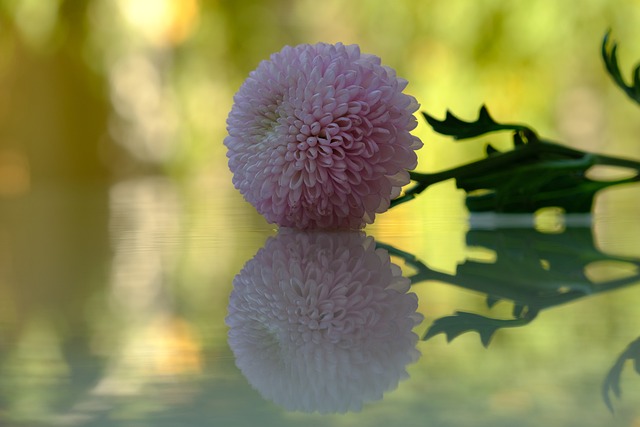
[{"xmin": 1, "ymin": 179, "xmax": 639, "ymax": 426}]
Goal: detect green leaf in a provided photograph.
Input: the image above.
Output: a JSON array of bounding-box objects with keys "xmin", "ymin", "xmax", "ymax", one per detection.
[
  {"xmin": 602, "ymin": 30, "xmax": 640, "ymax": 105},
  {"xmin": 485, "ymin": 144, "xmax": 499, "ymax": 155},
  {"xmin": 423, "ymin": 105, "xmax": 529, "ymax": 140}
]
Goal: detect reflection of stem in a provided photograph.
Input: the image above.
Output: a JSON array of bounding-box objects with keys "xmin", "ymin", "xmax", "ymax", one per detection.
[{"xmin": 401, "ymin": 250, "xmax": 640, "ymax": 312}]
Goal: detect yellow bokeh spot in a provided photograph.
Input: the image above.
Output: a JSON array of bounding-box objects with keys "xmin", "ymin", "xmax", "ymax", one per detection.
[{"xmin": 117, "ymin": 0, "xmax": 199, "ymax": 47}]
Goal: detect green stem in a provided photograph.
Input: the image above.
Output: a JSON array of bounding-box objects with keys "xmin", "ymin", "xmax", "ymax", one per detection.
[{"xmin": 392, "ymin": 139, "xmax": 640, "ymax": 210}]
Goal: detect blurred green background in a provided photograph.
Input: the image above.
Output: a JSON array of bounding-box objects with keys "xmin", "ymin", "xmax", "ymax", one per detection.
[
  {"xmin": 1, "ymin": 0, "xmax": 639, "ymax": 189},
  {"xmin": 1, "ymin": 1, "xmax": 640, "ymax": 425}
]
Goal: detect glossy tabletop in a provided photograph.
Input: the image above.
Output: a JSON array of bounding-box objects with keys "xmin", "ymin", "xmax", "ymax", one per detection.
[{"xmin": 1, "ymin": 179, "xmax": 639, "ymax": 427}]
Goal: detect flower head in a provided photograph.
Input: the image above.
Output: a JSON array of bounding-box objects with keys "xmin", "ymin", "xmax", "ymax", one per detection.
[
  {"xmin": 225, "ymin": 43, "xmax": 422, "ymax": 229},
  {"xmin": 226, "ymin": 230, "xmax": 422, "ymax": 413}
]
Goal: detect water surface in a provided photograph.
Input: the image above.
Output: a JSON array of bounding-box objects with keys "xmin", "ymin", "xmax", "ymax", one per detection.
[{"xmin": 0, "ymin": 179, "xmax": 639, "ymax": 427}]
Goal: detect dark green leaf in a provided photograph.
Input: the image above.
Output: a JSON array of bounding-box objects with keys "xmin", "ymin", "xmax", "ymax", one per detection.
[
  {"xmin": 602, "ymin": 30, "xmax": 640, "ymax": 105},
  {"xmin": 485, "ymin": 144, "xmax": 499, "ymax": 155},
  {"xmin": 513, "ymin": 128, "xmax": 537, "ymax": 146},
  {"xmin": 423, "ymin": 105, "xmax": 529, "ymax": 140}
]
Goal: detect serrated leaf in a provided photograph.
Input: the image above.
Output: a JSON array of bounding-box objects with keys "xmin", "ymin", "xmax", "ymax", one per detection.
[
  {"xmin": 423, "ymin": 311, "xmax": 505, "ymax": 347},
  {"xmin": 602, "ymin": 30, "xmax": 640, "ymax": 105},
  {"xmin": 512, "ymin": 128, "xmax": 537, "ymax": 146},
  {"xmin": 485, "ymin": 144, "xmax": 499, "ymax": 155},
  {"xmin": 423, "ymin": 105, "xmax": 528, "ymax": 140},
  {"xmin": 634, "ymin": 65, "xmax": 640, "ymax": 97},
  {"xmin": 602, "ymin": 32, "xmax": 625, "ymax": 88}
]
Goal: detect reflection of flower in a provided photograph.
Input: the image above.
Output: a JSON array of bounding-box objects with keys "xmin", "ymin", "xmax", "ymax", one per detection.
[
  {"xmin": 225, "ymin": 43, "xmax": 422, "ymax": 229},
  {"xmin": 226, "ymin": 231, "xmax": 422, "ymax": 413}
]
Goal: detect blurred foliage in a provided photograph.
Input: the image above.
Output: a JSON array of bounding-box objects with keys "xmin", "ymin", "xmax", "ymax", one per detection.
[{"xmin": 0, "ymin": 0, "xmax": 639, "ymax": 186}]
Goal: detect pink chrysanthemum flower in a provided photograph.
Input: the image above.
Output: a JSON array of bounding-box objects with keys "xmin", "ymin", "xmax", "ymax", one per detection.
[
  {"xmin": 225, "ymin": 43, "xmax": 422, "ymax": 229},
  {"xmin": 226, "ymin": 230, "xmax": 422, "ymax": 413}
]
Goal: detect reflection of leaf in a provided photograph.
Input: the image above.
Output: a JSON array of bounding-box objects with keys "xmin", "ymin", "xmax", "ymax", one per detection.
[
  {"xmin": 486, "ymin": 295, "xmax": 501, "ymax": 308},
  {"xmin": 385, "ymin": 226, "xmax": 640, "ymax": 356},
  {"xmin": 602, "ymin": 359, "xmax": 624, "ymax": 412},
  {"xmin": 512, "ymin": 304, "xmax": 526, "ymax": 318},
  {"xmin": 602, "ymin": 336, "xmax": 640, "ymax": 412},
  {"xmin": 423, "ymin": 105, "xmax": 528, "ymax": 140},
  {"xmin": 423, "ymin": 310, "xmax": 537, "ymax": 348}
]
